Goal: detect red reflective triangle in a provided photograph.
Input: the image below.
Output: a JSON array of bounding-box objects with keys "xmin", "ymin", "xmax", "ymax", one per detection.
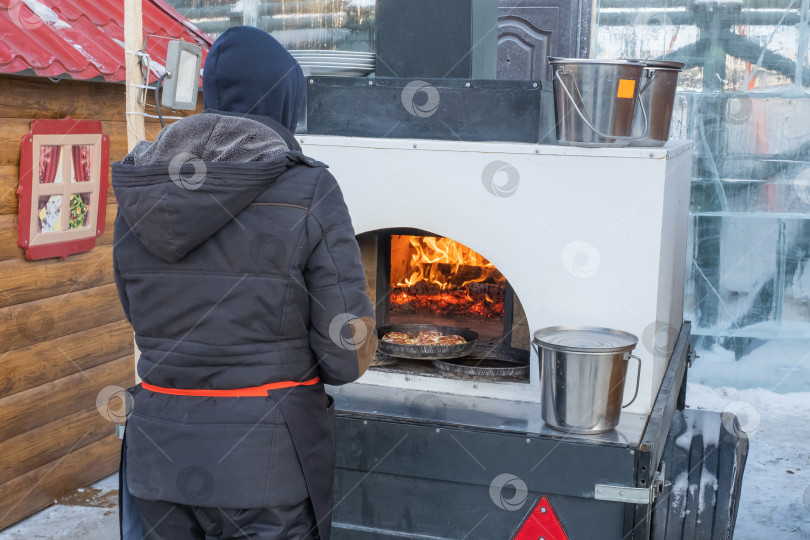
[{"xmin": 513, "ymin": 496, "xmax": 569, "ymax": 540}]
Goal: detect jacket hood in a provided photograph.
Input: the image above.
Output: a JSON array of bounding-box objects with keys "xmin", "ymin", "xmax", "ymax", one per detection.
[
  {"xmin": 203, "ymin": 26, "xmax": 305, "ymax": 132},
  {"xmin": 112, "ymin": 113, "xmax": 290, "ymax": 263}
]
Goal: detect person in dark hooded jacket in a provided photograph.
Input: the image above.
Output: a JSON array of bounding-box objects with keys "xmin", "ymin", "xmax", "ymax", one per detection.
[{"xmin": 112, "ymin": 26, "xmax": 377, "ymax": 540}]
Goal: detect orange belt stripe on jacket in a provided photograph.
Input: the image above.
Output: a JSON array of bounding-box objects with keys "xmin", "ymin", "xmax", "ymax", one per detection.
[{"xmin": 141, "ymin": 377, "xmax": 320, "ymax": 397}]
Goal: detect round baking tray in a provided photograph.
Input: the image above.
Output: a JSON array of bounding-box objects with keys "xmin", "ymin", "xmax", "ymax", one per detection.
[
  {"xmin": 377, "ymin": 324, "xmax": 478, "ymax": 360},
  {"xmin": 431, "ymin": 356, "xmax": 530, "ymax": 378}
]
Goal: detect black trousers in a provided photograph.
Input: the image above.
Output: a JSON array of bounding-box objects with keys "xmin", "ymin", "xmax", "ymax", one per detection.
[{"xmin": 134, "ymin": 496, "xmax": 319, "ymax": 540}]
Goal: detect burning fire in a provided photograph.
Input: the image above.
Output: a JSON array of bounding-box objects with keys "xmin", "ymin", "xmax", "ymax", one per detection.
[
  {"xmin": 390, "ymin": 236, "xmax": 506, "ymax": 319},
  {"xmin": 390, "ymin": 291, "xmax": 505, "ymax": 318},
  {"xmin": 395, "ymin": 236, "xmax": 505, "ymax": 289}
]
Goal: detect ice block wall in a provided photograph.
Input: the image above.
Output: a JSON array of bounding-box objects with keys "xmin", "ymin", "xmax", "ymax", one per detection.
[{"xmin": 594, "ymin": 0, "xmax": 810, "ymax": 392}]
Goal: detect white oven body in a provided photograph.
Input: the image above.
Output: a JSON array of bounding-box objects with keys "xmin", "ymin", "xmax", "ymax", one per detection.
[{"xmin": 300, "ymin": 136, "xmax": 692, "ymax": 415}]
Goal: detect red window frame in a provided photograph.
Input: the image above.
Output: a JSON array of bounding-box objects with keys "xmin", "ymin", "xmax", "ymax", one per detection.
[{"xmin": 17, "ymin": 118, "xmax": 110, "ymax": 260}]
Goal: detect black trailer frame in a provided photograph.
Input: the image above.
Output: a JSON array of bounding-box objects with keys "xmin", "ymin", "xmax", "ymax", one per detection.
[{"xmin": 329, "ymin": 321, "xmax": 747, "ymax": 539}]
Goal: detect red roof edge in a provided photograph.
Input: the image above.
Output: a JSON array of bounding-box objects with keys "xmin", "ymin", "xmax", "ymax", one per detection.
[{"xmin": 150, "ymin": 0, "xmax": 214, "ymax": 47}]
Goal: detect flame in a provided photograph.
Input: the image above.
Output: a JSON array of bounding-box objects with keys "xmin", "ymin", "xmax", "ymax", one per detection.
[
  {"xmin": 395, "ymin": 236, "xmax": 505, "ymax": 290},
  {"xmin": 390, "ymin": 236, "xmax": 506, "ymax": 319}
]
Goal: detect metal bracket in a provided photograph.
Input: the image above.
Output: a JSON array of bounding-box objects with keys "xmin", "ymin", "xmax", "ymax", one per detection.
[
  {"xmin": 115, "ymin": 423, "xmax": 126, "ymax": 440},
  {"xmin": 687, "ymin": 345, "xmax": 699, "ymax": 368},
  {"xmin": 595, "ymin": 463, "xmax": 669, "ymax": 505},
  {"xmin": 595, "ymin": 483, "xmax": 656, "ymax": 505}
]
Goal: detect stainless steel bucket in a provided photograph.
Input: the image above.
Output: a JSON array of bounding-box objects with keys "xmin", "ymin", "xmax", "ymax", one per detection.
[
  {"xmin": 628, "ymin": 60, "xmax": 684, "ymax": 147},
  {"xmin": 533, "ymin": 326, "xmax": 642, "ymax": 434},
  {"xmin": 548, "ymin": 58, "xmax": 651, "ymax": 148}
]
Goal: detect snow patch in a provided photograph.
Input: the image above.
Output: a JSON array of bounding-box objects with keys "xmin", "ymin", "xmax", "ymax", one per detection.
[
  {"xmin": 23, "ymin": 0, "xmax": 70, "ymax": 29},
  {"xmin": 792, "ymin": 259, "xmax": 810, "ymax": 301},
  {"xmin": 691, "ymin": 338, "xmax": 810, "ymax": 392},
  {"xmin": 675, "ymin": 417, "xmax": 693, "ymax": 450},
  {"xmin": 675, "ymin": 409, "xmax": 722, "ymax": 450},
  {"xmin": 700, "ymin": 410, "xmax": 722, "ymax": 448},
  {"xmin": 146, "ymin": 56, "xmax": 166, "ymax": 78},
  {"xmin": 0, "ymin": 496, "xmax": 116, "ymax": 540},
  {"xmin": 699, "ymin": 343, "xmax": 736, "ymax": 364},
  {"xmin": 687, "ymin": 383, "xmax": 810, "ymax": 538},
  {"xmin": 697, "ymin": 468, "xmax": 719, "ymax": 515},
  {"xmin": 670, "ymin": 471, "xmax": 690, "ymax": 518},
  {"xmin": 58, "ymin": 35, "xmax": 97, "ymax": 66}
]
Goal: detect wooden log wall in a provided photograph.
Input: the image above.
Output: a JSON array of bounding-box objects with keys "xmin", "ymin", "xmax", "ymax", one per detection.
[{"xmin": 0, "ymin": 74, "xmax": 203, "ymax": 530}]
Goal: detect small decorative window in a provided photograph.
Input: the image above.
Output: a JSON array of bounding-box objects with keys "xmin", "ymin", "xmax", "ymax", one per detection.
[{"xmin": 17, "ymin": 118, "xmax": 110, "ymax": 260}]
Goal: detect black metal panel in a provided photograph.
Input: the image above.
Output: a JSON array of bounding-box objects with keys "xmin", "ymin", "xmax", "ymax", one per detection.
[
  {"xmin": 332, "ymin": 482, "xmax": 628, "ymax": 540},
  {"xmin": 502, "ymin": 281, "xmax": 515, "ymax": 350},
  {"xmin": 650, "ymin": 410, "xmax": 749, "ymax": 540},
  {"xmin": 333, "ymin": 414, "xmax": 636, "ymax": 539},
  {"xmin": 328, "ymin": 325, "xmax": 696, "ymax": 539},
  {"xmin": 376, "ymin": 0, "xmax": 499, "ymax": 79},
  {"xmin": 336, "ymin": 416, "xmax": 637, "ymax": 494},
  {"xmin": 639, "ymin": 323, "xmax": 692, "ymax": 479},
  {"xmin": 306, "ymin": 77, "xmax": 547, "ymax": 143},
  {"xmin": 631, "ymin": 322, "xmax": 692, "ymax": 539},
  {"xmin": 329, "ymin": 383, "xmax": 649, "ymax": 449},
  {"xmin": 375, "ymin": 232, "xmax": 392, "ymax": 328}
]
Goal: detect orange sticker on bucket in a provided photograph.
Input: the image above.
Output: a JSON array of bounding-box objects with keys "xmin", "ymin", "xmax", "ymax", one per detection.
[{"xmin": 617, "ymin": 79, "xmax": 636, "ymax": 99}]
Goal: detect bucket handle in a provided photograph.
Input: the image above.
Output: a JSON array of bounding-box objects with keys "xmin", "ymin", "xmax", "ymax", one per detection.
[
  {"xmin": 532, "ymin": 339, "xmax": 542, "ymax": 373},
  {"xmin": 622, "ymin": 354, "xmax": 642, "ymax": 408},
  {"xmin": 555, "ymin": 67, "xmax": 654, "ymax": 141},
  {"xmin": 533, "ymin": 341, "xmax": 642, "ymax": 409}
]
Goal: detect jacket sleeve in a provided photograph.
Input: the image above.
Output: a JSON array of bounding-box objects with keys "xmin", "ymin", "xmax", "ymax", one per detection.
[
  {"xmin": 303, "ymin": 169, "xmax": 377, "ymax": 386},
  {"xmin": 112, "ymin": 210, "xmax": 132, "ymax": 323}
]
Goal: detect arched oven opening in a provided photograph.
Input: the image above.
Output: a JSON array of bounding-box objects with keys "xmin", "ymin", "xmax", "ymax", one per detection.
[{"xmin": 357, "ymin": 228, "xmax": 530, "ymax": 383}]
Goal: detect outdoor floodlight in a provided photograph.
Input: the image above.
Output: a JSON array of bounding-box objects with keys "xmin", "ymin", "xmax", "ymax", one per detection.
[{"xmin": 161, "ymin": 40, "xmax": 202, "ymax": 110}]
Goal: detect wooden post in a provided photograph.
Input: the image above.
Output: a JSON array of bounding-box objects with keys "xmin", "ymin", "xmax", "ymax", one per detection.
[
  {"xmin": 124, "ymin": 0, "xmax": 145, "ymax": 152},
  {"xmin": 124, "ymin": 0, "xmax": 143, "ymax": 382}
]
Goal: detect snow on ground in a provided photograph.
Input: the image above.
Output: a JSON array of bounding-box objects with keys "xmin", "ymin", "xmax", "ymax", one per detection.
[
  {"xmin": 0, "ymin": 504, "xmax": 116, "ymax": 540},
  {"xmin": 690, "ymin": 338, "xmax": 810, "ymax": 393},
  {"xmin": 0, "ymin": 475, "xmax": 118, "ymax": 540},
  {"xmin": 686, "ymin": 382, "xmax": 810, "ymax": 539},
  {"xmin": 2, "ymin": 385, "xmax": 809, "ymax": 538}
]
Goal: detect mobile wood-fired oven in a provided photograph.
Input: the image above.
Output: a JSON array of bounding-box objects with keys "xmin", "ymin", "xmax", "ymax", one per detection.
[
  {"xmin": 296, "ymin": 9, "xmax": 745, "ymax": 536},
  {"xmin": 299, "ymin": 136, "xmax": 747, "ymax": 539}
]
